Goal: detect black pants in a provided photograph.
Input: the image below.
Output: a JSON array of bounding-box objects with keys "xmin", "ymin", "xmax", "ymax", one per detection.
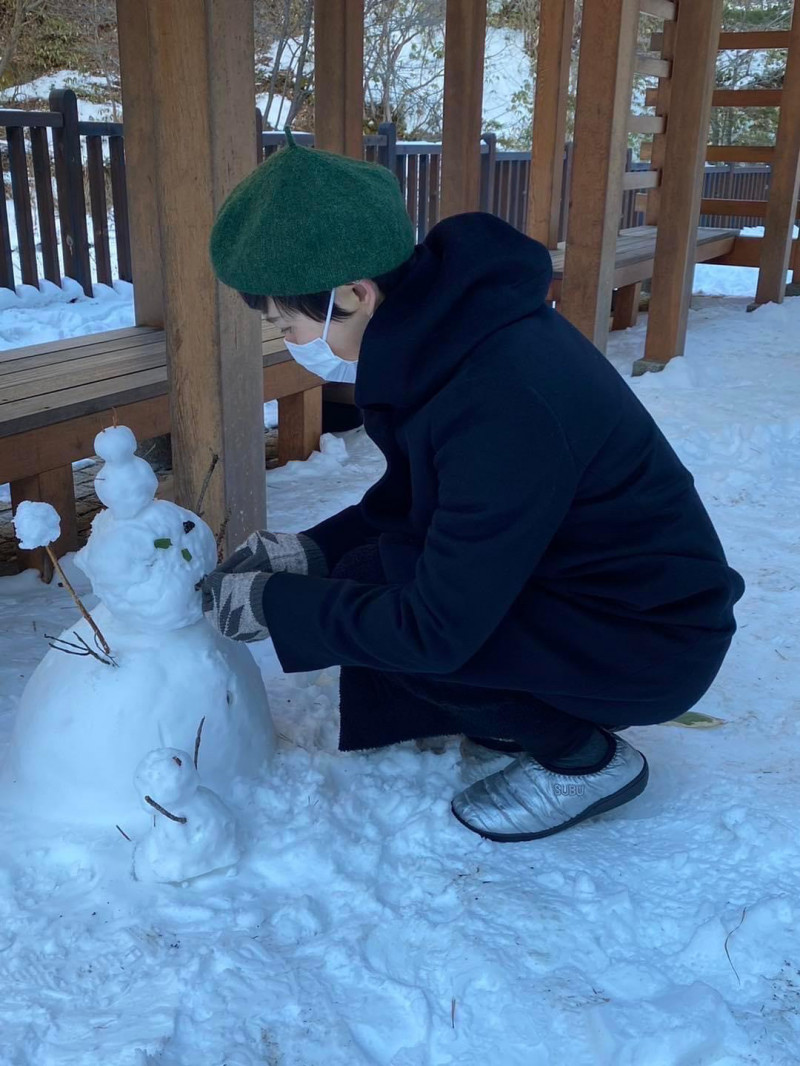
[{"xmin": 331, "ymin": 544, "xmax": 633, "ymax": 763}]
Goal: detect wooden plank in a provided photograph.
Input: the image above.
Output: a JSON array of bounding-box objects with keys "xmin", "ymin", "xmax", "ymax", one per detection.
[
  {"xmin": 561, "ymin": 0, "xmax": 640, "ymax": 350},
  {"xmin": 623, "ymin": 170, "xmax": 660, "ymax": 189},
  {"xmin": 11, "ymin": 466, "xmax": 78, "ymax": 577},
  {"xmin": 645, "ymin": 19, "xmax": 676, "ymax": 225},
  {"xmin": 700, "ymin": 198, "xmax": 771, "ymax": 217},
  {"xmin": 711, "ymin": 88, "xmax": 782, "ymax": 108},
  {"xmin": 7, "ymin": 126, "xmax": 38, "ymax": 287},
  {"xmin": 718, "ymin": 31, "xmax": 791, "ymax": 51},
  {"xmin": 0, "ymin": 345, "xmax": 167, "ymax": 403},
  {"xmin": 30, "ymin": 126, "xmax": 61, "ymax": 285},
  {"xmin": 641, "ymin": 0, "xmax": 726, "ymax": 372},
  {"xmin": 86, "ymin": 136, "xmax": 112, "ymax": 287},
  {"xmin": 0, "ymin": 110, "xmax": 63, "ymax": 129},
  {"xmin": 639, "ymin": 0, "xmax": 676, "ymax": 19},
  {"xmin": 754, "ymin": 3, "xmax": 800, "ymax": 306},
  {"xmin": 440, "ymin": 0, "xmax": 487, "ymax": 219},
  {"xmin": 0, "ymin": 329, "xmax": 161, "ymax": 371},
  {"xmin": 0, "ymin": 326, "xmax": 159, "ymax": 366},
  {"xmin": 277, "ymin": 387, "xmax": 323, "ymax": 464},
  {"xmin": 0, "ymin": 178, "xmax": 13, "ymax": 289},
  {"xmin": 528, "ymin": 0, "xmax": 575, "ymax": 246},
  {"xmin": 109, "ymin": 137, "xmax": 132, "ymax": 282},
  {"xmin": 709, "ymin": 235, "xmax": 764, "ymax": 267},
  {"xmin": 706, "ymin": 145, "xmax": 775, "ymax": 163},
  {"xmin": 635, "ymin": 55, "xmax": 671, "ymax": 78},
  {"xmin": 629, "ymin": 113, "xmax": 665, "ymax": 134},
  {"xmin": 145, "ymin": 0, "xmax": 266, "ymax": 550},
  {"xmin": 50, "ymin": 90, "xmax": 92, "ymax": 296},
  {"xmin": 314, "ymin": 0, "xmax": 364, "ymax": 157},
  {"xmin": 117, "ymin": 0, "xmax": 164, "ymax": 326}
]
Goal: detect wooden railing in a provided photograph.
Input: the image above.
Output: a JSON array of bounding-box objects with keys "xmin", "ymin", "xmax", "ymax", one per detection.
[{"xmin": 0, "ymin": 90, "xmax": 784, "ymax": 294}]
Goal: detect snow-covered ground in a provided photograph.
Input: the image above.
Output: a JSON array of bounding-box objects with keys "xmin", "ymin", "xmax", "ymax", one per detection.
[{"xmin": 1, "ymin": 279, "xmax": 799, "ymax": 1062}]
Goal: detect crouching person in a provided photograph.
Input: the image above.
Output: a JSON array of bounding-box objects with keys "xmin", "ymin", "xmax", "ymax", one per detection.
[{"xmin": 201, "ymin": 131, "xmax": 744, "ymax": 842}]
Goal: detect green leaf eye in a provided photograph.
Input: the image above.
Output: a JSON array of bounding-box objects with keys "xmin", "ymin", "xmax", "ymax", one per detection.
[
  {"xmin": 154, "ymin": 538, "xmax": 172, "ymax": 549},
  {"xmin": 181, "ymin": 548, "xmax": 192, "ymax": 562}
]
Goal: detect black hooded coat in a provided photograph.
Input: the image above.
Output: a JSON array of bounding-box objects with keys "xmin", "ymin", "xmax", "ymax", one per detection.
[{"xmin": 261, "ymin": 213, "xmax": 744, "ymax": 721}]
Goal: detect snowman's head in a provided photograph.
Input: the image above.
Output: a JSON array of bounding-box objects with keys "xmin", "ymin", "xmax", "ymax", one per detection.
[
  {"xmin": 76, "ymin": 499, "xmax": 217, "ymax": 632},
  {"xmin": 135, "ymin": 747, "xmax": 199, "ymax": 811}
]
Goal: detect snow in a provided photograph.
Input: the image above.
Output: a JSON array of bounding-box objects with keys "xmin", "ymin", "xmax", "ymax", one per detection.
[
  {"xmin": 12, "ymin": 500, "xmax": 61, "ymax": 550},
  {"xmin": 132, "ymin": 748, "xmax": 241, "ymax": 884},
  {"xmin": 0, "ymin": 294, "xmax": 798, "ymax": 1061},
  {"xmin": 693, "ymin": 226, "xmax": 800, "ymax": 297}
]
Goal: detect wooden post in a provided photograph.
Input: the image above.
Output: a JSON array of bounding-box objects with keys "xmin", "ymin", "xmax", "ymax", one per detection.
[
  {"xmin": 135, "ymin": 0, "xmax": 265, "ymax": 549},
  {"xmin": 50, "ymin": 90, "xmax": 93, "ymax": 297},
  {"xmin": 7, "ymin": 126, "xmax": 38, "ymax": 288},
  {"xmin": 440, "ymin": 0, "xmax": 487, "ymax": 219},
  {"xmin": 528, "ymin": 0, "xmax": 575, "ymax": 247},
  {"xmin": 278, "ymin": 390, "xmax": 324, "ymax": 465},
  {"xmin": 754, "ymin": 5, "xmax": 800, "ymax": 306},
  {"xmin": 378, "ymin": 121, "xmax": 397, "ymax": 171},
  {"xmin": 30, "ymin": 126, "xmax": 61, "ymax": 285},
  {"xmin": 116, "ymin": 0, "xmax": 164, "ymax": 327},
  {"xmin": 11, "ymin": 467, "xmax": 78, "ymax": 581},
  {"xmin": 636, "ymin": 0, "xmax": 724, "ymax": 373},
  {"xmin": 314, "ymin": 0, "xmax": 364, "ymax": 157},
  {"xmin": 560, "ymin": 0, "xmax": 640, "ymax": 350}
]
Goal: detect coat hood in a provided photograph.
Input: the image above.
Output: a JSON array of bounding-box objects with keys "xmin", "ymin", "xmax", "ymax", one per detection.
[{"xmin": 355, "ymin": 212, "xmax": 553, "ymax": 410}]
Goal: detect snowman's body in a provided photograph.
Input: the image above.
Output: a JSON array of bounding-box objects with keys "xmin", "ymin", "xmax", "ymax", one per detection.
[
  {"xmin": 0, "ymin": 426, "xmax": 275, "ymax": 829},
  {"xmin": 133, "ymin": 748, "xmax": 240, "ymax": 883}
]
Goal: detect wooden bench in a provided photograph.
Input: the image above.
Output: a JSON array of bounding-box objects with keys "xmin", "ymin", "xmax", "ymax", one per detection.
[
  {"xmin": 0, "ymin": 321, "xmax": 323, "ymax": 573},
  {"xmin": 547, "ymin": 225, "xmax": 739, "ymax": 330}
]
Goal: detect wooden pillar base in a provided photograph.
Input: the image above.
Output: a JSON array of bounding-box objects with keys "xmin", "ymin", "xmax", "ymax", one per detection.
[
  {"xmin": 10, "ymin": 465, "xmax": 79, "ymax": 580},
  {"xmin": 631, "ymin": 357, "xmax": 668, "ymax": 377},
  {"xmin": 278, "ymin": 387, "xmax": 323, "ymax": 465}
]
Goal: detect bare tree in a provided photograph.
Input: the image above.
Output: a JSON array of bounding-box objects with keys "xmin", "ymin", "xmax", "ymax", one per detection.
[{"xmin": 0, "ymin": 0, "xmax": 45, "ymax": 83}]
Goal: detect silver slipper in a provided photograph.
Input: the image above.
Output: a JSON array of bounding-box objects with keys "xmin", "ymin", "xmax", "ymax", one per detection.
[{"xmin": 451, "ymin": 735, "xmax": 648, "ymax": 842}]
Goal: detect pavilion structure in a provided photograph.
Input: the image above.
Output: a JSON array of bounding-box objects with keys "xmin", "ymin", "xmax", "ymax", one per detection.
[{"xmin": 4, "ymin": 0, "xmax": 798, "ymax": 569}]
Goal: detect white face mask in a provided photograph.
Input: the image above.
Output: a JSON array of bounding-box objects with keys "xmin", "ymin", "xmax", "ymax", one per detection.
[{"xmin": 283, "ymin": 290, "xmax": 358, "ymax": 384}]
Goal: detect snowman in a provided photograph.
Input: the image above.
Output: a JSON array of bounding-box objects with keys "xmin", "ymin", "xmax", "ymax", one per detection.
[
  {"xmin": 0, "ymin": 425, "xmax": 276, "ymax": 831},
  {"xmin": 132, "ymin": 747, "xmax": 240, "ymax": 883}
]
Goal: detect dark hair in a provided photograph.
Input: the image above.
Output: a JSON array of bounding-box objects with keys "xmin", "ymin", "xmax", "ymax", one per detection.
[{"xmin": 239, "ymin": 255, "xmax": 415, "ymax": 323}]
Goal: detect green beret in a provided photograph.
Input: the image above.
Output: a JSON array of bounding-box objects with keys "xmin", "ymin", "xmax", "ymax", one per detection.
[{"xmin": 210, "ymin": 130, "xmax": 416, "ymax": 296}]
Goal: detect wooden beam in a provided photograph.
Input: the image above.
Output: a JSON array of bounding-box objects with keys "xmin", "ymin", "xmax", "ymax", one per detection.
[
  {"xmin": 528, "ymin": 0, "xmax": 575, "ymax": 247},
  {"xmin": 314, "ymin": 0, "xmax": 364, "ymax": 157},
  {"xmin": 623, "ymin": 170, "xmax": 660, "ymax": 189},
  {"xmin": 700, "ymin": 198, "xmax": 772, "ymax": 217},
  {"xmin": 635, "ymin": 55, "xmax": 671, "ymax": 78},
  {"xmin": 718, "ymin": 31, "xmax": 791, "ymax": 51},
  {"xmin": 644, "ymin": 19, "xmax": 675, "ymax": 225},
  {"xmin": 709, "ymin": 235, "xmax": 764, "ymax": 267},
  {"xmin": 646, "ymin": 87, "xmax": 782, "ymax": 107},
  {"xmin": 629, "ymin": 113, "xmax": 666, "ymax": 134},
  {"xmin": 116, "ymin": 1, "xmax": 164, "ymax": 327},
  {"xmin": 440, "ymin": 0, "xmax": 487, "ymax": 219},
  {"xmin": 612, "ymin": 282, "xmax": 642, "ymax": 330},
  {"xmin": 754, "ymin": 4, "xmax": 800, "ymax": 306},
  {"xmin": 144, "ymin": 0, "xmax": 265, "ymax": 550},
  {"xmin": 561, "ymin": 0, "xmax": 640, "ymax": 350},
  {"xmin": 706, "ymin": 145, "xmax": 775, "ymax": 163},
  {"xmin": 641, "ymin": 0, "xmax": 725, "ymax": 372},
  {"xmin": 640, "ymin": 0, "xmax": 676, "ymax": 19}
]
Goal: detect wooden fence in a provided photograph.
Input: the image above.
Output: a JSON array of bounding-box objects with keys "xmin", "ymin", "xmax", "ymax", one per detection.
[{"xmin": 0, "ymin": 89, "xmax": 776, "ymax": 293}]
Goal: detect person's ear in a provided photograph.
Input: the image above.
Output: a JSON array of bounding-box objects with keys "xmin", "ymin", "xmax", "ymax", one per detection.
[{"xmin": 345, "ymin": 280, "xmax": 380, "ymax": 317}]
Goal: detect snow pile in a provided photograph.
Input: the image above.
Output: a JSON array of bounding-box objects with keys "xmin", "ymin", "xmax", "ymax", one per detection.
[{"xmin": 12, "ymin": 501, "xmax": 60, "ymax": 550}]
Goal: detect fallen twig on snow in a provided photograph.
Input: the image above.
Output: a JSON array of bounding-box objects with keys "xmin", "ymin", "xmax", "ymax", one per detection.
[
  {"xmin": 116, "ymin": 824, "xmax": 132, "ymax": 842},
  {"xmin": 724, "ymin": 905, "xmax": 748, "ymax": 986}
]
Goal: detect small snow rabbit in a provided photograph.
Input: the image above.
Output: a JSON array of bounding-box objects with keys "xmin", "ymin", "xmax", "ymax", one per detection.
[{"xmin": 133, "ymin": 747, "xmax": 241, "ymax": 883}]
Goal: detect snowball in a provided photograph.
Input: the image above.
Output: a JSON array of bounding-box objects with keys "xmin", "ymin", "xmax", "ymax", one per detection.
[{"xmin": 12, "ymin": 501, "xmax": 61, "ymax": 550}]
